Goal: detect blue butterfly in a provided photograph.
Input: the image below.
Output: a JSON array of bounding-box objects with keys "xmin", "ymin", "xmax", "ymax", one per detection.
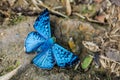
[{"xmin": 24, "ymin": 9, "xmax": 79, "ymax": 69}]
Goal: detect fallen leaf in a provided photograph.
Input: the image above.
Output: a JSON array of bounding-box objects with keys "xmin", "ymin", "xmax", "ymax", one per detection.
[
  {"xmin": 13, "ymin": 0, "xmax": 29, "ymax": 9},
  {"xmin": 100, "ymin": 55, "xmax": 120, "ymax": 76},
  {"xmin": 68, "ymin": 37, "xmax": 76, "ymax": 52},
  {"xmin": 7, "ymin": 0, "xmax": 16, "ymax": 7},
  {"xmin": 118, "ymin": 13, "xmax": 120, "ymax": 21},
  {"xmin": 105, "ymin": 48, "xmax": 120, "ymax": 62},
  {"xmin": 81, "ymin": 55, "xmax": 93, "ymax": 70},
  {"xmin": 110, "ymin": 63, "xmax": 116, "ymax": 73},
  {"xmin": 66, "ymin": 0, "xmax": 72, "ymax": 16},
  {"xmin": 82, "ymin": 41, "xmax": 100, "ymax": 52},
  {"xmin": 94, "ymin": 0, "xmax": 103, "ymax": 3},
  {"xmin": 99, "ymin": 59, "xmax": 107, "ymax": 68},
  {"xmin": 110, "ymin": 0, "xmax": 120, "ymax": 6},
  {"xmin": 95, "ymin": 14, "xmax": 106, "ymax": 23}
]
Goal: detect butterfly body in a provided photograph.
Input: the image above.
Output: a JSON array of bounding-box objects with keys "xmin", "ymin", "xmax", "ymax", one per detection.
[
  {"xmin": 37, "ymin": 37, "xmax": 55, "ymax": 52},
  {"xmin": 24, "ymin": 9, "xmax": 79, "ymax": 69}
]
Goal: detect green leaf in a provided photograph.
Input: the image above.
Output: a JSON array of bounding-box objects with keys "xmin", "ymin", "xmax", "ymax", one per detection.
[{"xmin": 81, "ymin": 55, "xmax": 93, "ymax": 69}]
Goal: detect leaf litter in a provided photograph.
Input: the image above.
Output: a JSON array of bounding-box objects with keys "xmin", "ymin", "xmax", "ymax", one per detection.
[{"xmin": 0, "ymin": 0, "xmax": 120, "ymax": 80}]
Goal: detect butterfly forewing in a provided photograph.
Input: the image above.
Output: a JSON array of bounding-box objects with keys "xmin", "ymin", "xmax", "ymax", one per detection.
[
  {"xmin": 25, "ymin": 9, "xmax": 80, "ymax": 69},
  {"xmin": 52, "ymin": 44, "xmax": 79, "ymax": 67},
  {"xmin": 25, "ymin": 31, "xmax": 46, "ymax": 53},
  {"xmin": 34, "ymin": 9, "xmax": 51, "ymax": 39},
  {"xmin": 32, "ymin": 48, "xmax": 55, "ymax": 69}
]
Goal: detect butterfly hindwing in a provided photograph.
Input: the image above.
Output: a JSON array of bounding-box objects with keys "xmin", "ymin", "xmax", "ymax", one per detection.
[
  {"xmin": 24, "ymin": 31, "xmax": 46, "ymax": 53},
  {"xmin": 34, "ymin": 9, "xmax": 51, "ymax": 39},
  {"xmin": 25, "ymin": 9, "xmax": 80, "ymax": 69},
  {"xmin": 32, "ymin": 48, "xmax": 55, "ymax": 69},
  {"xmin": 52, "ymin": 44, "xmax": 79, "ymax": 67}
]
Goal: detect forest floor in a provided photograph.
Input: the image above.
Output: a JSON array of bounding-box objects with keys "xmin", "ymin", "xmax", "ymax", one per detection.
[{"xmin": 0, "ymin": 0, "xmax": 120, "ymax": 80}]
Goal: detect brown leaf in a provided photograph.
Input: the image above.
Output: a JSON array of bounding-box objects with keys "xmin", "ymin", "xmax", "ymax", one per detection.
[
  {"xmin": 118, "ymin": 13, "xmax": 120, "ymax": 21},
  {"xmin": 99, "ymin": 59, "xmax": 107, "ymax": 68},
  {"xmin": 7, "ymin": 0, "xmax": 16, "ymax": 7},
  {"xmin": 66, "ymin": 0, "xmax": 72, "ymax": 16},
  {"xmin": 95, "ymin": 14, "xmax": 106, "ymax": 23},
  {"xmin": 82, "ymin": 41, "xmax": 100, "ymax": 52},
  {"xmin": 110, "ymin": 0, "xmax": 120, "ymax": 6},
  {"xmin": 105, "ymin": 48, "xmax": 120, "ymax": 62},
  {"xmin": 94, "ymin": 0, "xmax": 103, "ymax": 3}
]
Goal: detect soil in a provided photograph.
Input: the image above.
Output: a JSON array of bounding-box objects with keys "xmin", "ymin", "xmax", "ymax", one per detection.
[{"xmin": 0, "ymin": 0, "xmax": 120, "ymax": 80}]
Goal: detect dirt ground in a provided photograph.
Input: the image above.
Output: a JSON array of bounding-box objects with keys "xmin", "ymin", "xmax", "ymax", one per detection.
[{"xmin": 0, "ymin": 0, "xmax": 120, "ymax": 80}]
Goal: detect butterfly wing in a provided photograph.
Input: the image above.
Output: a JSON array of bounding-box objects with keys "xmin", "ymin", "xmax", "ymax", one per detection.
[
  {"xmin": 33, "ymin": 9, "xmax": 51, "ymax": 39},
  {"xmin": 52, "ymin": 44, "xmax": 79, "ymax": 67},
  {"xmin": 24, "ymin": 31, "xmax": 46, "ymax": 53},
  {"xmin": 32, "ymin": 48, "xmax": 55, "ymax": 69}
]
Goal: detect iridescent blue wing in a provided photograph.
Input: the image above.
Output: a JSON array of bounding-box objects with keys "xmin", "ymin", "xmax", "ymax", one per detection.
[
  {"xmin": 33, "ymin": 9, "xmax": 51, "ymax": 39},
  {"xmin": 24, "ymin": 31, "xmax": 46, "ymax": 53},
  {"xmin": 32, "ymin": 48, "xmax": 55, "ymax": 69},
  {"xmin": 52, "ymin": 44, "xmax": 79, "ymax": 67}
]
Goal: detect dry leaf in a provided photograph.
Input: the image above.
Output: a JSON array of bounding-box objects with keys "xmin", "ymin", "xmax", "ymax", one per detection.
[
  {"xmin": 100, "ymin": 55, "xmax": 120, "ymax": 76},
  {"xmin": 66, "ymin": 0, "xmax": 72, "ymax": 16},
  {"xmin": 95, "ymin": 14, "xmax": 106, "ymax": 23},
  {"xmin": 100, "ymin": 59, "xmax": 107, "ymax": 68},
  {"xmin": 68, "ymin": 37, "xmax": 76, "ymax": 52},
  {"xmin": 7, "ymin": 0, "xmax": 16, "ymax": 7},
  {"xmin": 82, "ymin": 41, "xmax": 100, "ymax": 52},
  {"xmin": 94, "ymin": 0, "xmax": 103, "ymax": 3},
  {"xmin": 13, "ymin": 0, "xmax": 29, "ymax": 9},
  {"xmin": 110, "ymin": 63, "xmax": 116, "ymax": 72},
  {"xmin": 110, "ymin": 0, "xmax": 120, "ymax": 6},
  {"xmin": 105, "ymin": 48, "xmax": 120, "ymax": 62},
  {"xmin": 118, "ymin": 13, "xmax": 120, "ymax": 21}
]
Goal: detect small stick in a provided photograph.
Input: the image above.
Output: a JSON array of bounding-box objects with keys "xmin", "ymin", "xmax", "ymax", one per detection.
[
  {"xmin": 74, "ymin": 61, "xmax": 80, "ymax": 70},
  {"xmin": 31, "ymin": 0, "xmax": 41, "ymax": 11},
  {"xmin": 100, "ymin": 55, "xmax": 120, "ymax": 65},
  {"xmin": 0, "ymin": 10, "xmax": 10, "ymax": 17},
  {"xmin": 38, "ymin": 0, "xmax": 68, "ymax": 18},
  {"xmin": 73, "ymin": 13, "xmax": 85, "ymax": 19},
  {"xmin": 66, "ymin": 0, "xmax": 72, "ymax": 16},
  {"xmin": 0, "ymin": 65, "xmax": 22, "ymax": 80},
  {"xmin": 73, "ymin": 12, "xmax": 108, "ymax": 24}
]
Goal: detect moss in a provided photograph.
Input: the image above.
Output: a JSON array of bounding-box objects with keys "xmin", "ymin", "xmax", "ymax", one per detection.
[
  {"xmin": 80, "ymin": 4, "xmax": 96, "ymax": 17},
  {"xmin": 6, "ymin": 60, "xmax": 20, "ymax": 72},
  {"xmin": 8, "ymin": 15, "xmax": 25, "ymax": 25},
  {"xmin": 5, "ymin": 66, "xmax": 15, "ymax": 72},
  {"xmin": 0, "ymin": 60, "xmax": 20, "ymax": 76},
  {"xmin": 15, "ymin": 60, "xmax": 20, "ymax": 67}
]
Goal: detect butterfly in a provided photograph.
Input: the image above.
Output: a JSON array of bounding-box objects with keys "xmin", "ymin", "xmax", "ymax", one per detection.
[{"xmin": 24, "ymin": 9, "xmax": 79, "ymax": 69}]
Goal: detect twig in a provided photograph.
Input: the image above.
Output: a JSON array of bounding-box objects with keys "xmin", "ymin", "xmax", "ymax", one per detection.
[
  {"xmin": 73, "ymin": 13, "xmax": 85, "ymax": 19},
  {"xmin": 31, "ymin": 0, "xmax": 41, "ymax": 11},
  {"xmin": 86, "ymin": 17, "xmax": 108, "ymax": 24},
  {"xmin": 0, "ymin": 10, "xmax": 10, "ymax": 17},
  {"xmin": 66, "ymin": 0, "xmax": 72, "ymax": 16},
  {"xmin": 100, "ymin": 55, "xmax": 120, "ymax": 65},
  {"xmin": 73, "ymin": 12, "xmax": 108, "ymax": 24},
  {"xmin": 0, "ymin": 65, "xmax": 22, "ymax": 80},
  {"xmin": 111, "ymin": 27, "xmax": 120, "ymax": 34},
  {"xmin": 74, "ymin": 61, "xmax": 80, "ymax": 70},
  {"xmin": 52, "ymin": 6, "xmax": 63, "ymax": 10},
  {"xmin": 37, "ymin": 0, "xmax": 68, "ymax": 18}
]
